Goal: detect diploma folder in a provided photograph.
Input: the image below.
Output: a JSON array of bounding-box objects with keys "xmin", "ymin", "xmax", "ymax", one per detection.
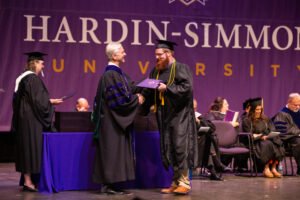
[
  {"xmin": 60, "ymin": 91, "xmax": 76, "ymax": 101},
  {"xmin": 224, "ymin": 110, "xmax": 239, "ymax": 123},
  {"xmin": 266, "ymin": 131, "xmax": 280, "ymax": 139},
  {"xmin": 136, "ymin": 78, "xmax": 162, "ymax": 89}
]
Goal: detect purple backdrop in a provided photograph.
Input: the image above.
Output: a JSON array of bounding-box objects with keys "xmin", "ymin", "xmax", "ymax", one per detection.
[{"xmin": 0, "ymin": 0, "xmax": 299, "ymax": 131}]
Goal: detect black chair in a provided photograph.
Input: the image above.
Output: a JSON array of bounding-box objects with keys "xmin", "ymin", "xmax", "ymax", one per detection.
[{"xmin": 212, "ymin": 120, "xmax": 257, "ymax": 176}]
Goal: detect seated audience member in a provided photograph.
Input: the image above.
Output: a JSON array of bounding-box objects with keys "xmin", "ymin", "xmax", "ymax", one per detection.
[
  {"xmin": 76, "ymin": 98, "xmax": 90, "ymax": 112},
  {"xmin": 204, "ymin": 97, "xmax": 239, "ymax": 127},
  {"xmin": 272, "ymin": 93, "xmax": 300, "ymax": 175},
  {"xmin": 194, "ymin": 99, "xmax": 230, "ymax": 181},
  {"xmin": 242, "ymin": 98, "xmax": 285, "ymax": 178}
]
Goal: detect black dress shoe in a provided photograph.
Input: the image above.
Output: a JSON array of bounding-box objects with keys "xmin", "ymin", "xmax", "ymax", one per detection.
[
  {"xmin": 297, "ymin": 168, "xmax": 300, "ymax": 176},
  {"xmin": 101, "ymin": 185, "xmax": 125, "ymax": 195},
  {"xmin": 105, "ymin": 188, "xmax": 124, "ymax": 195},
  {"xmin": 23, "ymin": 185, "xmax": 38, "ymax": 192},
  {"xmin": 210, "ymin": 173, "xmax": 224, "ymax": 181}
]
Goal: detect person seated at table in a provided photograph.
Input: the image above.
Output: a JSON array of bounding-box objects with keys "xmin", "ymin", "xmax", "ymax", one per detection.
[
  {"xmin": 272, "ymin": 92, "xmax": 300, "ymax": 175},
  {"xmin": 75, "ymin": 97, "xmax": 90, "ymax": 112},
  {"xmin": 242, "ymin": 98, "xmax": 285, "ymax": 178},
  {"xmin": 204, "ymin": 96, "xmax": 239, "ymax": 127},
  {"xmin": 194, "ymin": 99, "xmax": 226, "ymax": 181}
]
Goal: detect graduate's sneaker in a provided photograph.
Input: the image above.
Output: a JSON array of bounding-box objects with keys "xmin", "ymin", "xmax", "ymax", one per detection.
[
  {"xmin": 160, "ymin": 185, "xmax": 177, "ymax": 194},
  {"xmin": 173, "ymin": 186, "xmax": 190, "ymax": 195}
]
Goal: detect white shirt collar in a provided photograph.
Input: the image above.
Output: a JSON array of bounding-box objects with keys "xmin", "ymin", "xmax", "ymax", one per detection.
[{"xmin": 108, "ymin": 62, "xmax": 119, "ymax": 67}]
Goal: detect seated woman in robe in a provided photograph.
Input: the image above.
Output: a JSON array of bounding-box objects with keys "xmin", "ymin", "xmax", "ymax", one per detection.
[
  {"xmin": 194, "ymin": 99, "xmax": 230, "ymax": 180},
  {"xmin": 242, "ymin": 98, "xmax": 285, "ymax": 178},
  {"xmin": 204, "ymin": 97, "xmax": 239, "ymax": 127}
]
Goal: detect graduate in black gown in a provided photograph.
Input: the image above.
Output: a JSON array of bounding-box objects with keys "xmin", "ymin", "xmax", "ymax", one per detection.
[
  {"xmin": 140, "ymin": 40, "xmax": 198, "ymax": 195},
  {"xmin": 242, "ymin": 98, "xmax": 285, "ymax": 178},
  {"xmin": 92, "ymin": 43, "xmax": 143, "ymax": 195},
  {"xmin": 272, "ymin": 93, "xmax": 300, "ymax": 175},
  {"xmin": 11, "ymin": 52, "xmax": 63, "ymax": 192}
]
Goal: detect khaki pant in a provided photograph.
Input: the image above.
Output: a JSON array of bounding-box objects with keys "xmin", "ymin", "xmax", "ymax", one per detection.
[{"xmin": 171, "ymin": 168, "xmax": 190, "ymax": 189}]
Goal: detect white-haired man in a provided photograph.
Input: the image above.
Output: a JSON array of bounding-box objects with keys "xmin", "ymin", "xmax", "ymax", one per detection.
[
  {"xmin": 273, "ymin": 93, "xmax": 300, "ymax": 175},
  {"xmin": 92, "ymin": 43, "xmax": 143, "ymax": 194}
]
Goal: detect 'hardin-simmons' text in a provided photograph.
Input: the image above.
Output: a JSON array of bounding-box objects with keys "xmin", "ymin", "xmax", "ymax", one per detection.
[{"xmin": 24, "ymin": 15, "xmax": 300, "ymax": 51}]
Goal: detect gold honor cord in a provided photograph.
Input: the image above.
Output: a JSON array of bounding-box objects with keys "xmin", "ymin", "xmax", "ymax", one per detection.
[{"xmin": 153, "ymin": 61, "xmax": 176, "ymax": 112}]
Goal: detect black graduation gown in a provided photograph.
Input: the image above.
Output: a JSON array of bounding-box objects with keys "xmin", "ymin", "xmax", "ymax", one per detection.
[
  {"xmin": 12, "ymin": 73, "xmax": 53, "ymax": 174},
  {"xmin": 92, "ymin": 65, "xmax": 139, "ymax": 184},
  {"xmin": 195, "ymin": 116, "xmax": 220, "ymax": 169},
  {"xmin": 203, "ymin": 111, "xmax": 225, "ymax": 121},
  {"xmin": 242, "ymin": 117, "xmax": 285, "ymax": 164},
  {"xmin": 142, "ymin": 62, "xmax": 198, "ymax": 171},
  {"xmin": 273, "ymin": 111, "xmax": 300, "ymax": 140},
  {"xmin": 273, "ymin": 111, "xmax": 300, "ymax": 166},
  {"xmin": 281, "ymin": 107, "xmax": 300, "ymax": 128}
]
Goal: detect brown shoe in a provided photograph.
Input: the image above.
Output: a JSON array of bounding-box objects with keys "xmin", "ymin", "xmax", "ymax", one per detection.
[
  {"xmin": 263, "ymin": 168, "xmax": 274, "ymax": 178},
  {"xmin": 271, "ymin": 169, "xmax": 282, "ymax": 178},
  {"xmin": 173, "ymin": 186, "xmax": 190, "ymax": 195},
  {"xmin": 161, "ymin": 185, "xmax": 177, "ymax": 194}
]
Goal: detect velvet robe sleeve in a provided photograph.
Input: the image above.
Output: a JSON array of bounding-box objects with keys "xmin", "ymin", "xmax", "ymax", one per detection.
[
  {"xmin": 103, "ymin": 70, "xmax": 139, "ymax": 131},
  {"xmin": 273, "ymin": 112, "xmax": 300, "ymax": 136}
]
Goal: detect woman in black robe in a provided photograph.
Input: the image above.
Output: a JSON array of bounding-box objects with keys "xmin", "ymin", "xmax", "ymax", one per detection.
[
  {"xmin": 12, "ymin": 52, "xmax": 63, "ymax": 191},
  {"xmin": 242, "ymin": 99, "xmax": 285, "ymax": 178},
  {"xmin": 203, "ymin": 97, "xmax": 238, "ymax": 170}
]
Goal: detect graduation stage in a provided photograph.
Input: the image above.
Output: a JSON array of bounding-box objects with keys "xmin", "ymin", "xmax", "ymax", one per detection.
[{"xmin": 39, "ymin": 131, "xmax": 172, "ymax": 193}]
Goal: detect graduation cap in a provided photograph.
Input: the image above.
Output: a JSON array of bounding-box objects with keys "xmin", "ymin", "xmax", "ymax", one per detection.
[
  {"xmin": 242, "ymin": 98, "xmax": 252, "ymax": 110},
  {"xmin": 249, "ymin": 97, "xmax": 263, "ymax": 108},
  {"xmin": 24, "ymin": 52, "xmax": 47, "ymax": 62},
  {"xmin": 156, "ymin": 39, "xmax": 177, "ymax": 51}
]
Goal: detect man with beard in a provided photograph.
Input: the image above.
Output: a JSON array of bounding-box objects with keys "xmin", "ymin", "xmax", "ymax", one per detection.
[
  {"xmin": 140, "ymin": 40, "xmax": 198, "ymax": 195},
  {"xmin": 273, "ymin": 93, "xmax": 300, "ymax": 175}
]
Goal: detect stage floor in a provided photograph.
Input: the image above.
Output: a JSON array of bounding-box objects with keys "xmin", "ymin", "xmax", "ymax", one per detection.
[{"xmin": 1, "ymin": 163, "xmax": 300, "ymax": 200}]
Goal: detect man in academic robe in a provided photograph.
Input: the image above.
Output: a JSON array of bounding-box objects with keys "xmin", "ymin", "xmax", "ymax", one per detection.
[
  {"xmin": 92, "ymin": 43, "xmax": 143, "ymax": 195},
  {"xmin": 273, "ymin": 93, "xmax": 300, "ymax": 175},
  {"xmin": 140, "ymin": 40, "xmax": 198, "ymax": 195},
  {"xmin": 11, "ymin": 52, "xmax": 63, "ymax": 192}
]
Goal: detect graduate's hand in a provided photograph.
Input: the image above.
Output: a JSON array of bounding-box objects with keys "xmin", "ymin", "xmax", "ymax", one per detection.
[
  {"xmin": 261, "ymin": 135, "xmax": 268, "ymax": 141},
  {"xmin": 50, "ymin": 98, "xmax": 64, "ymax": 105},
  {"xmin": 157, "ymin": 83, "xmax": 167, "ymax": 92}
]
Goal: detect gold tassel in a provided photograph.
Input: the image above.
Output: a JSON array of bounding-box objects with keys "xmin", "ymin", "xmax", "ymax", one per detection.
[{"xmin": 160, "ymin": 92, "xmax": 165, "ymax": 106}]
